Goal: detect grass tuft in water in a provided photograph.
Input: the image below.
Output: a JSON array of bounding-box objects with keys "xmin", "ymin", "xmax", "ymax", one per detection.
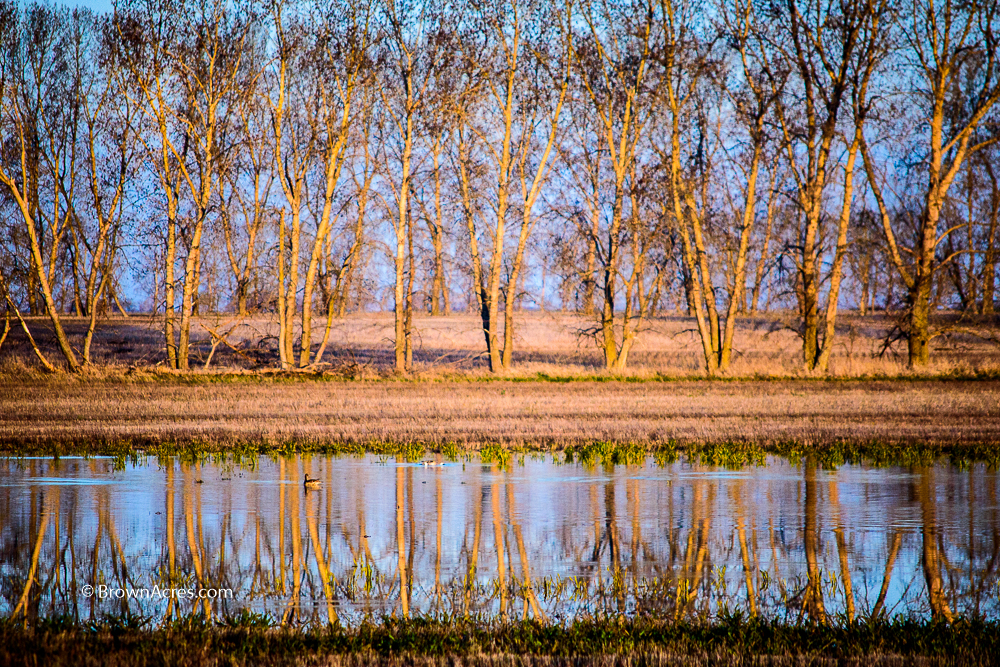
[
  {"xmin": 480, "ymin": 443, "xmax": 511, "ymax": 466},
  {"xmin": 686, "ymin": 442, "xmax": 767, "ymax": 469}
]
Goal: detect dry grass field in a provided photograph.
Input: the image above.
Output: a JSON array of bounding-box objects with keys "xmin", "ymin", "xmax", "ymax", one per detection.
[
  {"xmin": 2, "ymin": 376, "xmax": 998, "ymax": 450},
  {"xmin": 2, "ymin": 312, "xmax": 998, "ymax": 452},
  {"xmin": 1, "ymin": 310, "xmax": 999, "ymax": 378}
]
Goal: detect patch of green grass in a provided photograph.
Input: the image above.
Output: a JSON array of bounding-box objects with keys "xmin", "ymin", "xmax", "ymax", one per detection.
[
  {"xmin": 686, "ymin": 442, "xmax": 768, "ymax": 469},
  {"xmin": 653, "ymin": 441, "xmax": 679, "ymax": 467},
  {"xmin": 480, "ymin": 443, "xmax": 511, "ymax": 466},
  {"xmin": 102, "ymin": 439, "xmax": 141, "ymax": 471},
  {"xmin": 609, "ymin": 442, "xmax": 646, "ymax": 466},
  {"xmin": 441, "ymin": 442, "xmax": 462, "ymax": 461},
  {"xmin": 391, "ymin": 442, "xmax": 426, "ymax": 463}
]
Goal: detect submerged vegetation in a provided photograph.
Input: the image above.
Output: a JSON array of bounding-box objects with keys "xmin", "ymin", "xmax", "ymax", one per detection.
[{"xmin": 2, "ymin": 617, "xmax": 999, "ymax": 666}]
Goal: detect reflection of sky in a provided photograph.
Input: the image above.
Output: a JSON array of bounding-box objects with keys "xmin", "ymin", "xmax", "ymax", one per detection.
[{"xmin": 1, "ymin": 455, "xmax": 998, "ymax": 624}]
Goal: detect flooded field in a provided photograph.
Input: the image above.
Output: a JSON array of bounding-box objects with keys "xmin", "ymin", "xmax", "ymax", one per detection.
[{"xmin": 1, "ymin": 453, "xmax": 998, "ymax": 627}]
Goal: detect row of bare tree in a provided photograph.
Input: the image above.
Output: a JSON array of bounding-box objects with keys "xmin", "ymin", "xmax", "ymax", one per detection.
[{"xmin": 1, "ymin": 0, "xmax": 998, "ymax": 373}]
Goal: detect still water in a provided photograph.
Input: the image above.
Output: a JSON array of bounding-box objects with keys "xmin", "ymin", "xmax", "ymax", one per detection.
[{"xmin": 1, "ymin": 454, "xmax": 998, "ymax": 626}]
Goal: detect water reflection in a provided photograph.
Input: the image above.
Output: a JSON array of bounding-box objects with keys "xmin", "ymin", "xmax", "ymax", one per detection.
[{"xmin": 1, "ymin": 455, "xmax": 998, "ymax": 626}]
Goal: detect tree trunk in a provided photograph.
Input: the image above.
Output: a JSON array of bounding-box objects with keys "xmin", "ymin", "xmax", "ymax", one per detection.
[
  {"xmin": 816, "ymin": 132, "xmax": 861, "ymax": 373},
  {"xmin": 165, "ymin": 213, "xmax": 178, "ymax": 368},
  {"xmin": 601, "ymin": 182, "xmax": 624, "ymax": 370},
  {"xmin": 177, "ymin": 219, "xmax": 205, "ymax": 371},
  {"xmin": 394, "ymin": 108, "xmax": 414, "ymax": 373},
  {"xmin": 21, "ymin": 204, "xmax": 80, "ymax": 371},
  {"xmin": 284, "ymin": 207, "xmax": 301, "ymax": 366},
  {"xmin": 583, "ymin": 206, "xmax": 598, "ymax": 316},
  {"xmin": 801, "ymin": 198, "xmax": 822, "ymax": 370},
  {"xmin": 458, "ymin": 127, "xmax": 494, "ymax": 364},
  {"xmin": 909, "ymin": 193, "xmax": 939, "ymax": 367},
  {"xmin": 719, "ymin": 141, "xmax": 762, "ymax": 371},
  {"xmin": 750, "ymin": 166, "xmax": 780, "ymax": 317},
  {"xmin": 981, "ymin": 161, "xmax": 998, "ymax": 315},
  {"xmin": 277, "ymin": 212, "xmax": 289, "ymax": 370},
  {"xmin": 429, "ymin": 141, "xmax": 447, "ymax": 316},
  {"xmin": 405, "ymin": 189, "xmax": 415, "ymax": 370}
]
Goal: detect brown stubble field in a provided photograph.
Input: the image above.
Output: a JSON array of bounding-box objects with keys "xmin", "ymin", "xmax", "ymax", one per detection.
[
  {"xmin": 2, "ymin": 310, "xmax": 1000, "ymax": 377},
  {"xmin": 1, "ymin": 311, "xmax": 999, "ymax": 451},
  {"xmin": 2, "ymin": 377, "xmax": 999, "ymax": 450}
]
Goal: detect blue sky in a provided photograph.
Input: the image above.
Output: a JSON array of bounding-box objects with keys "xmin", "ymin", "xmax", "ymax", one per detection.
[{"xmin": 65, "ymin": 0, "xmax": 113, "ymax": 11}]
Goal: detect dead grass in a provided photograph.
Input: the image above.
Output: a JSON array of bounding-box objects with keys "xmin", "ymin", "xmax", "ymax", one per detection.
[
  {"xmin": 3, "ymin": 312, "xmax": 997, "ymax": 452},
  {"xmin": 1, "ymin": 311, "xmax": 998, "ymax": 379},
  {"xmin": 2, "ymin": 376, "xmax": 998, "ymax": 450}
]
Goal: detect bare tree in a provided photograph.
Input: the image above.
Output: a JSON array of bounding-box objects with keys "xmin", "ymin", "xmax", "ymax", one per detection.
[
  {"xmin": 374, "ymin": 0, "xmax": 447, "ymax": 372},
  {"xmin": 755, "ymin": 0, "xmax": 881, "ymax": 371},
  {"xmin": 862, "ymin": 0, "xmax": 1000, "ymax": 366},
  {"xmin": 115, "ymin": 0, "xmax": 256, "ymax": 370},
  {"xmin": 570, "ymin": 0, "xmax": 659, "ymax": 370},
  {"xmin": 456, "ymin": 0, "xmax": 569, "ymax": 372},
  {"xmin": 0, "ymin": 3, "xmax": 82, "ymax": 371}
]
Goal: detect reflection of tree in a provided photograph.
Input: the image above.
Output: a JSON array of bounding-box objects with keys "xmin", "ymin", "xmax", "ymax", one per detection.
[
  {"xmin": 732, "ymin": 479, "xmax": 757, "ymax": 617},
  {"xmin": 183, "ymin": 466, "xmax": 211, "ymax": 618},
  {"xmin": 278, "ymin": 458, "xmax": 287, "ymax": 595},
  {"xmin": 872, "ymin": 531, "xmax": 901, "ymax": 619},
  {"xmin": 305, "ymin": 479, "xmax": 337, "ymax": 625},
  {"xmin": 492, "ymin": 469, "xmax": 507, "ymax": 619},
  {"xmin": 100, "ymin": 486, "xmax": 133, "ymax": 617},
  {"xmin": 918, "ymin": 466, "xmax": 954, "ymax": 622},
  {"xmin": 463, "ymin": 484, "xmax": 484, "ymax": 615},
  {"xmin": 6, "ymin": 455, "xmax": 1000, "ymax": 625},
  {"xmin": 12, "ymin": 492, "xmax": 49, "ymax": 622},
  {"xmin": 968, "ymin": 470, "xmax": 1000, "ymax": 617},
  {"xmin": 434, "ymin": 476, "xmax": 443, "ymax": 608},
  {"xmin": 396, "ymin": 466, "xmax": 409, "ymax": 617},
  {"xmin": 164, "ymin": 464, "xmax": 178, "ymax": 620},
  {"xmin": 802, "ymin": 459, "xmax": 827, "ymax": 624},
  {"xmin": 280, "ymin": 458, "xmax": 305, "ymax": 624},
  {"xmin": 675, "ymin": 475, "xmax": 711, "ymax": 620},
  {"xmin": 407, "ymin": 467, "xmax": 415, "ymax": 606},
  {"xmin": 507, "ymin": 480, "xmax": 546, "ymax": 621},
  {"xmin": 829, "ymin": 475, "xmax": 855, "ymax": 622}
]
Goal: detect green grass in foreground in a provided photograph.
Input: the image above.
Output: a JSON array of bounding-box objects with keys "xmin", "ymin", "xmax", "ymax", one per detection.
[
  {"xmin": 1, "ymin": 617, "xmax": 997, "ymax": 666},
  {"xmin": 2, "ymin": 437, "xmax": 997, "ymax": 471}
]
